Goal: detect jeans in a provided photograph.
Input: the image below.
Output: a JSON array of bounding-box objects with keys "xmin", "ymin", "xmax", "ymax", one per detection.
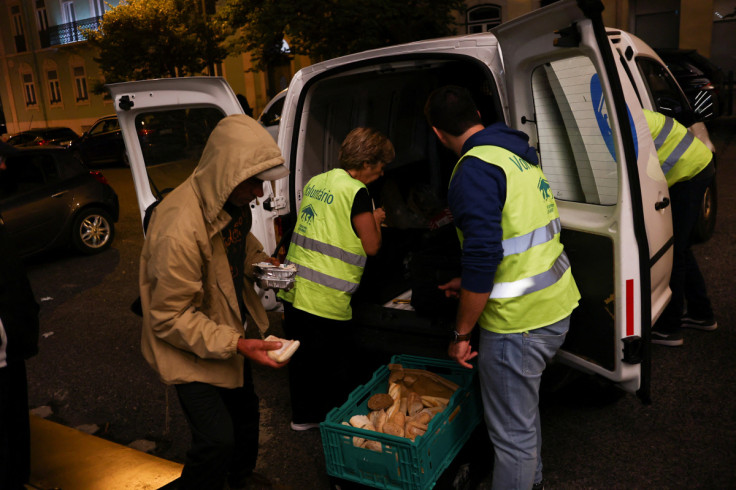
[
  {"xmin": 656, "ymin": 167, "xmax": 714, "ymax": 332},
  {"xmin": 478, "ymin": 316, "xmax": 570, "ymax": 490},
  {"xmin": 174, "ymin": 361, "xmax": 260, "ymax": 490}
]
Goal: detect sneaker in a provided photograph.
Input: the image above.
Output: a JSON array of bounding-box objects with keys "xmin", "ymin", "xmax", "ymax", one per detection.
[
  {"xmin": 532, "ymin": 480, "xmax": 545, "ymax": 490},
  {"xmin": 289, "ymin": 421, "xmax": 321, "ymax": 431},
  {"xmin": 681, "ymin": 316, "xmax": 718, "ymax": 331},
  {"xmin": 651, "ymin": 329, "xmax": 684, "ymax": 346}
]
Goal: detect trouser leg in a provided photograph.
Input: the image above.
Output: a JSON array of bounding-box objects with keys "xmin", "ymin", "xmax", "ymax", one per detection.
[
  {"xmin": 283, "ymin": 302, "xmax": 351, "ymax": 423},
  {"xmin": 683, "ymin": 175, "xmax": 714, "ymax": 318},
  {"xmin": 224, "ymin": 362, "xmax": 261, "ymax": 486},
  {"xmin": 658, "ymin": 181, "xmax": 695, "ymax": 331},
  {"xmin": 175, "ymin": 382, "xmax": 236, "ymax": 490},
  {"xmin": 0, "ymin": 361, "xmax": 31, "ymax": 490},
  {"xmin": 478, "ymin": 317, "xmax": 569, "ymax": 490}
]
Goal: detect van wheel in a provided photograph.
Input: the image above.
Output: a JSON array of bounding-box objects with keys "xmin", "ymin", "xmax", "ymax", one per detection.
[
  {"xmin": 692, "ymin": 179, "xmax": 717, "ymax": 243},
  {"xmin": 71, "ymin": 208, "xmax": 115, "ymax": 254}
]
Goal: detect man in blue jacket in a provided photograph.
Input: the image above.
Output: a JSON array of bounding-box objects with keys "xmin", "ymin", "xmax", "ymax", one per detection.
[{"xmin": 425, "ymin": 85, "xmax": 579, "ymax": 490}]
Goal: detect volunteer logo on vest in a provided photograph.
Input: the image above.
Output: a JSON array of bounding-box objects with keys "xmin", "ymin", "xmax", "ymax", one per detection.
[
  {"xmin": 300, "ymin": 204, "xmax": 317, "ymax": 225},
  {"xmin": 538, "ymin": 177, "xmax": 551, "ymax": 200}
]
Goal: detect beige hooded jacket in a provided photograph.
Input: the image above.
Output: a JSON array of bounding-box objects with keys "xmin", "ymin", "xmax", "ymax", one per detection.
[{"xmin": 140, "ymin": 115, "xmax": 285, "ymax": 388}]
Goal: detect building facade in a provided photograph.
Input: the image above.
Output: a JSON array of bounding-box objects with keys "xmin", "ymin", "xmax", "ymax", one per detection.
[{"xmin": 0, "ymin": 0, "xmax": 730, "ymax": 137}]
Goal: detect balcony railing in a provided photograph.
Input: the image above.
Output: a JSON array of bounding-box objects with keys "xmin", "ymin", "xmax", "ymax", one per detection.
[{"xmin": 48, "ymin": 16, "xmax": 102, "ymax": 46}]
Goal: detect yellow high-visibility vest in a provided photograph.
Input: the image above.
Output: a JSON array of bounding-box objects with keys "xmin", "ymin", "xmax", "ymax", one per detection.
[
  {"xmin": 643, "ymin": 109, "xmax": 712, "ymax": 187},
  {"xmin": 452, "ymin": 145, "xmax": 580, "ymax": 333},
  {"xmin": 279, "ymin": 169, "xmax": 367, "ymax": 320}
]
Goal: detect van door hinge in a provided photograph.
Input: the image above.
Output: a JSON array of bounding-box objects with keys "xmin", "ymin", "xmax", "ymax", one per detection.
[
  {"xmin": 119, "ymin": 95, "xmax": 134, "ymax": 111},
  {"xmin": 553, "ymin": 24, "xmax": 581, "ymax": 48},
  {"xmin": 621, "ymin": 336, "xmax": 642, "ymax": 364},
  {"xmin": 263, "ymin": 196, "xmax": 287, "ymax": 211}
]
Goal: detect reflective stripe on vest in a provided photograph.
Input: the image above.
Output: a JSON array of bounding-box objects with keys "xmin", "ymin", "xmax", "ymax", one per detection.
[
  {"xmin": 291, "ymin": 233, "xmax": 368, "ymax": 268},
  {"xmin": 643, "ymin": 109, "xmax": 712, "ymax": 186},
  {"xmin": 489, "ymin": 249, "xmax": 570, "ymax": 299},
  {"xmin": 285, "ymin": 261, "xmax": 361, "ymax": 294},
  {"xmin": 501, "ymin": 217, "xmax": 561, "ymax": 256}
]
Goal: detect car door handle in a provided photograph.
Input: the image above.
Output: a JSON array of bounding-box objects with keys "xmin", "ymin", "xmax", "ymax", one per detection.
[
  {"xmin": 655, "ymin": 197, "xmax": 670, "ymax": 210},
  {"xmin": 52, "ymin": 191, "xmax": 68, "ymax": 198}
]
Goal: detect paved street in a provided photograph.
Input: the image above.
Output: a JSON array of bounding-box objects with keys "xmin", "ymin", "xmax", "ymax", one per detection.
[{"xmin": 22, "ymin": 117, "xmax": 736, "ymax": 489}]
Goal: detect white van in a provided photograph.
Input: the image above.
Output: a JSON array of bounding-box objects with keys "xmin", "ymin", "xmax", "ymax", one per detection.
[{"xmin": 110, "ymin": 0, "xmax": 710, "ymax": 402}]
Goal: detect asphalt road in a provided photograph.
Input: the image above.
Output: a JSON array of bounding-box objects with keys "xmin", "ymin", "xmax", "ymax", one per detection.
[{"xmin": 22, "ymin": 117, "xmax": 736, "ymax": 489}]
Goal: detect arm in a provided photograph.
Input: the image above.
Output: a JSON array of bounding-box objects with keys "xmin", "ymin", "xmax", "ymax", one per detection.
[
  {"xmin": 444, "ymin": 158, "xmax": 505, "ymax": 368},
  {"xmin": 145, "ymin": 235, "xmax": 245, "ymax": 360},
  {"xmin": 353, "ymin": 207, "xmax": 385, "ymax": 256}
]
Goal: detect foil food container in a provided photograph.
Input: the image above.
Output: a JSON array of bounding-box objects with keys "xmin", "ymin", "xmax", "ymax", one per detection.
[{"xmin": 254, "ymin": 263, "xmax": 297, "ymax": 290}]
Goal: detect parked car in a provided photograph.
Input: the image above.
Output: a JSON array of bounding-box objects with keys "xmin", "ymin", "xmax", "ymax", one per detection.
[
  {"xmin": 111, "ymin": 0, "xmax": 698, "ymax": 401},
  {"xmin": 655, "ymin": 48, "xmax": 725, "ymax": 122},
  {"xmin": 257, "ymin": 89, "xmax": 287, "ymax": 141},
  {"xmin": 7, "ymin": 127, "xmax": 80, "ymax": 148},
  {"xmin": 0, "ymin": 146, "xmax": 119, "ymax": 257},
  {"xmin": 70, "ymin": 115, "xmax": 127, "ymax": 167}
]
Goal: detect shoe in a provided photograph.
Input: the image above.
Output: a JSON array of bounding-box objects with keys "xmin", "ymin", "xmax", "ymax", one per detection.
[
  {"xmin": 289, "ymin": 421, "xmax": 321, "ymax": 431},
  {"xmin": 681, "ymin": 316, "xmax": 718, "ymax": 331},
  {"xmin": 532, "ymin": 480, "xmax": 545, "ymax": 490},
  {"xmin": 651, "ymin": 329, "xmax": 684, "ymax": 346}
]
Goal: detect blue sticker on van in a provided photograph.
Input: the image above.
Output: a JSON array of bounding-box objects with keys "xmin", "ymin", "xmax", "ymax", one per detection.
[{"xmin": 590, "ymin": 73, "xmax": 638, "ymax": 160}]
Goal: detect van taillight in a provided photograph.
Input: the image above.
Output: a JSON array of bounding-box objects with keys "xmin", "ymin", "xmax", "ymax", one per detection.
[{"xmin": 89, "ymin": 170, "xmax": 109, "ymax": 185}]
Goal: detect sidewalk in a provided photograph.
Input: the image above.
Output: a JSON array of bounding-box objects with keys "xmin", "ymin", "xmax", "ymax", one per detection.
[{"xmin": 28, "ymin": 415, "xmax": 181, "ymax": 490}]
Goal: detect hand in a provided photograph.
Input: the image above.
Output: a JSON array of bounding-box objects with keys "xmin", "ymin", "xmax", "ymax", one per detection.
[
  {"xmin": 448, "ymin": 339, "xmax": 477, "ymax": 369},
  {"xmin": 237, "ymin": 338, "xmax": 288, "ymax": 368},
  {"xmin": 438, "ymin": 277, "xmax": 462, "ymax": 298},
  {"xmin": 373, "ymin": 207, "xmax": 386, "ymax": 226},
  {"xmin": 265, "ymin": 256, "xmax": 280, "ymax": 266}
]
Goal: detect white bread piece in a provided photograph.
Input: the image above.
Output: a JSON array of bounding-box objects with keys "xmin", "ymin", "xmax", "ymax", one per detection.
[{"xmin": 264, "ymin": 335, "xmax": 300, "ymax": 362}]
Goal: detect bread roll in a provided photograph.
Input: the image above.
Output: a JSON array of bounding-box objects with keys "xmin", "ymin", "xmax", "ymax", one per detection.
[{"xmin": 264, "ymin": 335, "xmax": 300, "ymax": 362}]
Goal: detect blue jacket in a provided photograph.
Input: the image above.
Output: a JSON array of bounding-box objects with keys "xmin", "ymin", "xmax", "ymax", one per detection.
[{"xmin": 449, "ymin": 123, "xmax": 539, "ymax": 293}]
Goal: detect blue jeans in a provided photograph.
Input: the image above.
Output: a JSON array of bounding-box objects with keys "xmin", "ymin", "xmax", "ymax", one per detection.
[{"xmin": 478, "ymin": 316, "xmax": 570, "ymax": 490}]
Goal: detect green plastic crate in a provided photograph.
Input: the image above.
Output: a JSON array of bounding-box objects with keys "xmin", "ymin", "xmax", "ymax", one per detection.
[{"xmin": 320, "ymin": 355, "xmax": 482, "ymax": 490}]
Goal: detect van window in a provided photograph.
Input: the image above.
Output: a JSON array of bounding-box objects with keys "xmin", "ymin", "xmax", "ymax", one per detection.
[
  {"xmin": 636, "ymin": 57, "xmax": 694, "ymax": 126},
  {"xmin": 134, "ymin": 107, "xmax": 224, "ymax": 199},
  {"xmin": 531, "ymin": 56, "xmax": 618, "ymax": 205}
]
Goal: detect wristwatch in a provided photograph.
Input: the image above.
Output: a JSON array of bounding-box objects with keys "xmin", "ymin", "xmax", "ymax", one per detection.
[{"xmin": 452, "ymin": 330, "xmax": 472, "ymax": 343}]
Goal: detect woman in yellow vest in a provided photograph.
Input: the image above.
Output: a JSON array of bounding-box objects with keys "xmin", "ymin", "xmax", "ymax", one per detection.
[
  {"xmin": 278, "ymin": 127, "xmax": 395, "ymax": 430},
  {"xmin": 644, "ymin": 109, "xmax": 717, "ymax": 346}
]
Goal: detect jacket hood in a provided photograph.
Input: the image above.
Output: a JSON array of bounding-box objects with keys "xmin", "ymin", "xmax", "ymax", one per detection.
[
  {"xmin": 192, "ymin": 114, "xmax": 284, "ymax": 224},
  {"xmin": 463, "ymin": 123, "xmax": 540, "ymax": 165}
]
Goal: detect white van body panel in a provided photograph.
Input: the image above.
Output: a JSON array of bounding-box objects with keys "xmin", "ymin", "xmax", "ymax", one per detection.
[
  {"xmin": 493, "ymin": 3, "xmax": 671, "ymax": 393},
  {"xmin": 110, "ymin": 0, "xmax": 676, "ymax": 397}
]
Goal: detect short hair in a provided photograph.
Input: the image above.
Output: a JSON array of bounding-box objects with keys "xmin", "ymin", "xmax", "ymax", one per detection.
[
  {"xmin": 424, "ymin": 85, "xmax": 484, "ymax": 136},
  {"xmin": 339, "ymin": 127, "xmax": 395, "ymax": 171}
]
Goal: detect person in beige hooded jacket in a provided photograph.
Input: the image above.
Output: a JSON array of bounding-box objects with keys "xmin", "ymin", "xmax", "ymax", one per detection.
[{"xmin": 140, "ymin": 114, "xmax": 289, "ymax": 490}]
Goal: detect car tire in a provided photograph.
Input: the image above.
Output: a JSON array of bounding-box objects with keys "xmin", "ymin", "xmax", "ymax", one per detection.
[
  {"xmin": 71, "ymin": 207, "xmax": 115, "ymax": 254},
  {"xmin": 692, "ymin": 177, "xmax": 717, "ymax": 244}
]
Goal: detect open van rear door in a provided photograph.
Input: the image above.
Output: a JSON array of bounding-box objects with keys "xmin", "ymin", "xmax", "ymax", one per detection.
[
  {"xmin": 492, "ymin": 0, "xmax": 673, "ymax": 401},
  {"xmin": 107, "ymin": 77, "xmax": 284, "ymax": 310}
]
